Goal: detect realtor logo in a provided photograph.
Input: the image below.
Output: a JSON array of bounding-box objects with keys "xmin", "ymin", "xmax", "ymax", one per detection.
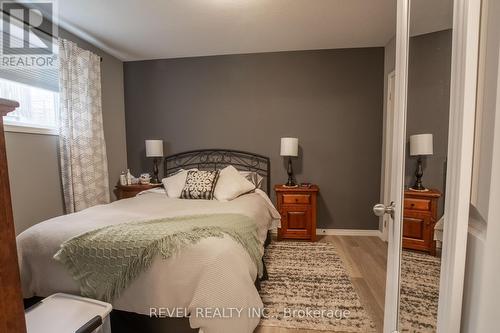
[
  {"xmin": 1, "ymin": 0, "xmax": 57, "ymax": 68},
  {"xmin": 2, "ymin": 1, "xmax": 55, "ymax": 54}
]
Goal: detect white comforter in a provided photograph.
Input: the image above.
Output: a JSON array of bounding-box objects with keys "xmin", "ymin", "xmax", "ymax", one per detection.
[{"xmin": 17, "ymin": 189, "xmax": 280, "ymax": 333}]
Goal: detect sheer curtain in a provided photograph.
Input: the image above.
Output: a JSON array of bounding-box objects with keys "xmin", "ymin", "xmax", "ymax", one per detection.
[{"xmin": 58, "ymin": 38, "xmax": 110, "ymax": 213}]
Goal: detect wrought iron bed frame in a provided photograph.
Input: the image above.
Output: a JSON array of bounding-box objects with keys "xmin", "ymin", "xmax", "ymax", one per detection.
[
  {"xmin": 164, "ymin": 148, "xmax": 271, "ymax": 284},
  {"xmin": 164, "ymin": 149, "xmax": 271, "ymax": 194}
]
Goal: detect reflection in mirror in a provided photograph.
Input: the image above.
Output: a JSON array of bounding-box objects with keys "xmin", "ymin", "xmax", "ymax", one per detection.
[{"xmin": 399, "ymin": 0, "xmax": 453, "ymax": 332}]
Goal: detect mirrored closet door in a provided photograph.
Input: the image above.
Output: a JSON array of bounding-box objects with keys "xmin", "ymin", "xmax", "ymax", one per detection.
[{"xmin": 399, "ymin": 0, "xmax": 453, "ymax": 331}]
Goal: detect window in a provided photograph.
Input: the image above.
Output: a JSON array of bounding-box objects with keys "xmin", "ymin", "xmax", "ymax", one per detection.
[
  {"xmin": 1, "ymin": 13, "xmax": 59, "ymax": 135},
  {"xmin": 1, "ymin": 78, "xmax": 59, "ymax": 134}
]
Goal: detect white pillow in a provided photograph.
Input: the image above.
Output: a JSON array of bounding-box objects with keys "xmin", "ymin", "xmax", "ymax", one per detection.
[
  {"xmin": 215, "ymin": 165, "xmax": 256, "ymax": 201},
  {"xmin": 239, "ymin": 171, "xmax": 264, "ymax": 189},
  {"xmin": 162, "ymin": 169, "xmax": 196, "ymax": 198}
]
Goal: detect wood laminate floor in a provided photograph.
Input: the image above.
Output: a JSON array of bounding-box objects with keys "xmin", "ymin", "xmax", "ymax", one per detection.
[{"xmin": 255, "ymin": 235, "xmax": 388, "ymax": 333}]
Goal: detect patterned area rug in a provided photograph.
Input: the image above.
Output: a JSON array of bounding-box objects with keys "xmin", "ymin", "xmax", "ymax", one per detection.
[
  {"xmin": 259, "ymin": 241, "xmax": 376, "ymax": 332},
  {"xmin": 400, "ymin": 250, "xmax": 441, "ymax": 333}
]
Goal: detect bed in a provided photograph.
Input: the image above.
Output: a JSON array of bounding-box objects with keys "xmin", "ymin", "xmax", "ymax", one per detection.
[{"xmin": 17, "ymin": 149, "xmax": 280, "ymax": 333}]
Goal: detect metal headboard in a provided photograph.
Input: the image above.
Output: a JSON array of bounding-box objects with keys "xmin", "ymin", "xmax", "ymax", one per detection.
[{"xmin": 164, "ymin": 149, "xmax": 271, "ymax": 194}]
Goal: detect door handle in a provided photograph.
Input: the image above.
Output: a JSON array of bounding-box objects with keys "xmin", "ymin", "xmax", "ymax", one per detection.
[{"xmin": 373, "ymin": 201, "xmax": 396, "ymax": 218}]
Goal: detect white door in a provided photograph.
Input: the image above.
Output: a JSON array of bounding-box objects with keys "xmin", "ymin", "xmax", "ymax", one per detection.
[
  {"xmin": 379, "ymin": 0, "xmax": 481, "ymax": 332},
  {"xmin": 374, "ymin": 1, "xmax": 411, "ymax": 332}
]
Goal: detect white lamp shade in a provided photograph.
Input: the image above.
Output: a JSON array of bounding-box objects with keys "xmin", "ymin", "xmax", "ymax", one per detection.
[
  {"xmin": 280, "ymin": 137, "xmax": 299, "ymax": 157},
  {"xmin": 410, "ymin": 134, "xmax": 433, "ymax": 156},
  {"xmin": 145, "ymin": 140, "xmax": 164, "ymax": 157}
]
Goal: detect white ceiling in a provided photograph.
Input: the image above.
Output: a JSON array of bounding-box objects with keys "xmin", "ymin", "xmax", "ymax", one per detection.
[
  {"xmin": 55, "ymin": 0, "xmax": 453, "ymax": 62},
  {"xmin": 57, "ymin": 0, "xmax": 398, "ymax": 61}
]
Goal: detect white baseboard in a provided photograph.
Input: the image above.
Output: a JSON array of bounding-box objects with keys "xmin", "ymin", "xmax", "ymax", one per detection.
[
  {"xmin": 316, "ymin": 228, "xmax": 383, "ymax": 238},
  {"xmin": 270, "ymin": 228, "xmax": 383, "ymax": 239}
]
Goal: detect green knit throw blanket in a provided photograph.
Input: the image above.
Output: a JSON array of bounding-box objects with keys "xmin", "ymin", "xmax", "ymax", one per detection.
[{"xmin": 54, "ymin": 214, "xmax": 263, "ymax": 302}]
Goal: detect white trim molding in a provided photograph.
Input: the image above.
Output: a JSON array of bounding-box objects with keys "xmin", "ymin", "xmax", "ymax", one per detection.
[
  {"xmin": 316, "ymin": 228, "xmax": 383, "ymax": 238},
  {"xmin": 437, "ymin": 0, "xmax": 482, "ymax": 332},
  {"xmin": 269, "ymin": 229, "xmax": 383, "ymax": 239},
  {"xmin": 3, "ymin": 122, "xmax": 59, "ymax": 136}
]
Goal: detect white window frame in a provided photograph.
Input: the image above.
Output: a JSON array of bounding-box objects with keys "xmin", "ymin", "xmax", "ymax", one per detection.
[
  {"xmin": 1, "ymin": 12, "xmax": 59, "ymax": 136},
  {"xmin": 3, "ymin": 119, "xmax": 58, "ymax": 135},
  {"xmin": 1, "ymin": 79, "xmax": 60, "ymax": 135}
]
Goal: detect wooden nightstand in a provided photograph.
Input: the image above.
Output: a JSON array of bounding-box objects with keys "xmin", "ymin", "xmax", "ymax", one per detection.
[
  {"xmin": 403, "ymin": 189, "xmax": 442, "ymax": 255},
  {"xmin": 275, "ymin": 184, "xmax": 319, "ymax": 241},
  {"xmin": 115, "ymin": 184, "xmax": 162, "ymax": 200}
]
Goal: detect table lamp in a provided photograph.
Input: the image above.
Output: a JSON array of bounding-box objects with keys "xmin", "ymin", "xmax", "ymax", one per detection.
[
  {"xmin": 280, "ymin": 137, "xmax": 299, "ymax": 187},
  {"xmin": 410, "ymin": 134, "xmax": 433, "ymax": 191},
  {"xmin": 145, "ymin": 139, "xmax": 163, "ymax": 184}
]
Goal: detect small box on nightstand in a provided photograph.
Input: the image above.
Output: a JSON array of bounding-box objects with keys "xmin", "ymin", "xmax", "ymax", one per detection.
[{"xmin": 274, "ymin": 184, "xmax": 319, "ymax": 241}]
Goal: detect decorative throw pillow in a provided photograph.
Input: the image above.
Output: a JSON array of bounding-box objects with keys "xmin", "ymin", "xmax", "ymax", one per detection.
[
  {"xmin": 215, "ymin": 166, "xmax": 256, "ymax": 201},
  {"xmin": 161, "ymin": 169, "xmax": 197, "ymax": 198},
  {"xmin": 180, "ymin": 170, "xmax": 220, "ymax": 200}
]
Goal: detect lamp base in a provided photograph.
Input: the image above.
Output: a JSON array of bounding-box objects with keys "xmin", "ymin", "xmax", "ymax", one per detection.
[
  {"xmin": 152, "ymin": 158, "xmax": 160, "ymax": 184},
  {"xmin": 283, "ymin": 184, "xmax": 299, "ymax": 188},
  {"xmin": 286, "ymin": 157, "xmax": 296, "ymax": 187},
  {"xmin": 412, "ymin": 157, "xmax": 427, "ymax": 192}
]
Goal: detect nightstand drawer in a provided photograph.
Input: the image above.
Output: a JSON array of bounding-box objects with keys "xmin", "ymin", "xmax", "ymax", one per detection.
[
  {"xmin": 283, "ymin": 194, "xmax": 311, "ymax": 204},
  {"xmin": 404, "ymin": 198, "xmax": 431, "ymax": 211}
]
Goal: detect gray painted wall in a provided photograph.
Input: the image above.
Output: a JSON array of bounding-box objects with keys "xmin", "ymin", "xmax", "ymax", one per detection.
[
  {"xmin": 124, "ymin": 48, "xmax": 384, "ymax": 230},
  {"xmin": 405, "ymin": 30, "xmax": 452, "ymax": 217},
  {"xmin": 5, "ymin": 133, "xmax": 64, "ymax": 234},
  {"xmin": 4, "ymin": 28, "xmax": 127, "ymax": 235}
]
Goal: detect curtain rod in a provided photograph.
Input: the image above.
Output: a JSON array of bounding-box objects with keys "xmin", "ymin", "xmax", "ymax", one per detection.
[{"xmin": 1, "ymin": 9, "xmax": 103, "ymax": 62}]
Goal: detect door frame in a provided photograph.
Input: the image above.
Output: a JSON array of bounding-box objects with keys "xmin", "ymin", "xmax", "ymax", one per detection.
[
  {"xmin": 437, "ymin": 0, "xmax": 481, "ymax": 331},
  {"xmin": 381, "ymin": 70, "xmax": 396, "ymax": 242},
  {"xmin": 384, "ymin": 0, "xmax": 482, "ymax": 332}
]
